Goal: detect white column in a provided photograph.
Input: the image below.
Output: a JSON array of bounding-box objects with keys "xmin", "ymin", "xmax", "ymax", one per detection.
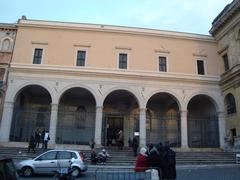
[
  {"xmin": 218, "ymin": 112, "xmax": 226, "ymax": 149},
  {"xmin": 49, "ymin": 103, "xmax": 58, "ymax": 144},
  {"xmin": 0, "ymin": 101, "xmax": 14, "ymax": 142},
  {"xmin": 94, "ymin": 106, "xmax": 103, "ymax": 145},
  {"xmin": 139, "ymin": 108, "xmax": 146, "ymax": 147},
  {"xmin": 181, "ymin": 110, "xmax": 189, "ymax": 149}
]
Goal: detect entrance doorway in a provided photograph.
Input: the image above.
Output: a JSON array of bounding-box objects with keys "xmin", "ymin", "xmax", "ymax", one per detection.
[{"xmin": 103, "ymin": 115, "xmax": 124, "ymax": 146}]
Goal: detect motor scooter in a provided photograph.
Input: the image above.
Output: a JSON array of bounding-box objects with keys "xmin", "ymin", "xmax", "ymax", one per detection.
[{"xmin": 54, "ymin": 158, "xmax": 75, "ymax": 180}]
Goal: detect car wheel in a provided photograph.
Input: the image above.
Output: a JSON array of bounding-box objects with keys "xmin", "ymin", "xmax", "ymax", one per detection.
[
  {"xmin": 71, "ymin": 166, "xmax": 80, "ymax": 177},
  {"xmin": 21, "ymin": 166, "xmax": 33, "ymax": 177}
]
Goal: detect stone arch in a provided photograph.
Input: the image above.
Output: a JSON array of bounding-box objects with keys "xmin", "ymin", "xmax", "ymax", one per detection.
[
  {"xmin": 0, "ymin": 37, "xmax": 13, "ymax": 51},
  {"xmin": 57, "ymin": 84, "xmax": 98, "ymax": 106},
  {"xmin": 101, "ymin": 87, "xmax": 141, "ymax": 147},
  {"xmin": 187, "ymin": 94, "xmax": 220, "ymax": 148},
  {"xmin": 9, "ymin": 81, "xmax": 54, "ymax": 104},
  {"xmin": 144, "ymin": 89, "xmax": 182, "ymax": 110},
  {"xmin": 10, "ymin": 84, "xmax": 52, "ymax": 142},
  {"xmin": 56, "ymin": 86, "xmax": 97, "ymax": 145},
  {"xmin": 101, "ymin": 87, "xmax": 142, "ymax": 108},
  {"xmin": 184, "ymin": 91, "xmax": 222, "ymax": 112},
  {"xmin": 145, "ymin": 90, "xmax": 181, "ymax": 146}
]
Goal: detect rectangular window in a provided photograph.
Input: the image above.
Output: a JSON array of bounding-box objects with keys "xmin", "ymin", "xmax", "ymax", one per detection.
[
  {"xmin": 76, "ymin": 50, "xmax": 86, "ymax": 66},
  {"xmin": 119, "ymin": 53, "xmax": 127, "ymax": 69},
  {"xmin": 159, "ymin": 56, "xmax": 167, "ymax": 72},
  {"xmin": 223, "ymin": 54, "xmax": 229, "ymax": 71},
  {"xmin": 197, "ymin": 60, "xmax": 205, "ymax": 75},
  {"xmin": 33, "ymin": 48, "xmax": 43, "ymax": 64}
]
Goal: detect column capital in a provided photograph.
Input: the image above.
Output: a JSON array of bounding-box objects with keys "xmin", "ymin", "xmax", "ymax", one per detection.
[
  {"xmin": 51, "ymin": 103, "xmax": 58, "ymax": 111},
  {"xmin": 4, "ymin": 101, "xmax": 14, "ymax": 108},
  {"xmin": 96, "ymin": 106, "xmax": 103, "ymax": 109}
]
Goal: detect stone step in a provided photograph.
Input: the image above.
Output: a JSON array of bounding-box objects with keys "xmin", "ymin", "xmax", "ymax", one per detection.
[{"xmin": 0, "ymin": 147, "xmax": 236, "ymax": 165}]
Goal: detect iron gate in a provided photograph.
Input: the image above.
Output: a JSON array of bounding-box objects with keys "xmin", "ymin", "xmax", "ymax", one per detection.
[
  {"xmin": 146, "ymin": 113, "xmax": 181, "ymax": 147},
  {"xmin": 10, "ymin": 108, "xmax": 51, "ymax": 142},
  {"xmin": 188, "ymin": 115, "xmax": 219, "ymax": 148}
]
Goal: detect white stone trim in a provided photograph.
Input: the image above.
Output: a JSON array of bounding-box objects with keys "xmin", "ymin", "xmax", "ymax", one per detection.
[{"xmin": 18, "ymin": 19, "xmax": 215, "ymax": 42}]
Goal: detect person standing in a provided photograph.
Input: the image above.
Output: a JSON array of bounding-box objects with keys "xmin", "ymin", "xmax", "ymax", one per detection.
[
  {"xmin": 28, "ymin": 135, "xmax": 36, "ymax": 153},
  {"xmin": 162, "ymin": 145, "xmax": 176, "ymax": 180},
  {"xmin": 34, "ymin": 128, "xmax": 41, "ymax": 148},
  {"xmin": 132, "ymin": 136, "xmax": 139, "ymax": 156},
  {"xmin": 147, "ymin": 145, "xmax": 162, "ymax": 178},
  {"xmin": 117, "ymin": 130, "xmax": 124, "ymax": 150},
  {"xmin": 44, "ymin": 130, "xmax": 50, "ymax": 150},
  {"xmin": 134, "ymin": 147, "xmax": 149, "ymax": 172},
  {"xmin": 41, "ymin": 129, "xmax": 46, "ymax": 149},
  {"xmin": 89, "ymin": 138, "xmax": 95, "ymax": 150}
]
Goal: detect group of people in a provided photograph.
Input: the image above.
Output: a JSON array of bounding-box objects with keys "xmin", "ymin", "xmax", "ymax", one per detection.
[
  {"xmin": 134, "ymin": 143, "xmax": 176, "ymax": 180},
  {"xmin": 28, "ymin": 128, "xmax": 50, "ymax": 153},
  {"xmin": 89, "ymin": 139, "xmax": 110, "ymax": 164}
]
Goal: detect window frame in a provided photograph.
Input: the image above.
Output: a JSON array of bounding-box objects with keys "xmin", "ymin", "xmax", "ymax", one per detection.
[
  {"xmin": 222, "ymin": 53, "xmax": 229, "ymax": 71},
  {"xmin": 158, "ymin": 56, "xmax": 168, "ymax": 72},
  {"xmin": 117, "ymin": 52, "xmax": 129, "ymax": 70},
  {"xmin": 225, "ymin": 93, "xmax": 237, "ymax": 115},
  {"xmin": 76, "ymin": 50, "xmax": 87, "ymax": 67},
  {"xmin": 196, "ymin": 59, "xmax": 206, "ymax": 75},
  {"xmin": 32, "ymin": 48, "xmax": 44, "ymax": 65}
]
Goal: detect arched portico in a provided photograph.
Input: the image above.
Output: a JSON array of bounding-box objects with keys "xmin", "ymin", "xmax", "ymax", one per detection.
[
  {"xmin": 10, "ymin": 85, "xmax": 52, "ymax": 142},
  {"xmin": 56, "ymin": 87, "xmax": 96, "ymax": 145},
  {"xmin": 102, "ymin": 89, "xmax": 140, "ymax": 147},
  {"xmin": 146, "ymin": 92, "xmax": 181, "ymax": 147},
  {"xmin": 187, "ymin": 94, "xmax": 219, "ymax": 148}
]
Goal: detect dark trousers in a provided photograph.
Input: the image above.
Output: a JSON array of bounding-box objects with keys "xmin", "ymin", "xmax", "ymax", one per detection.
[
  {"xmin": 28, "ymin": 145, "xmax": 35, "ymax": 153},
  {"xmin": 44, "ymin": 140, "xmax": 48, "ymax": 149}
]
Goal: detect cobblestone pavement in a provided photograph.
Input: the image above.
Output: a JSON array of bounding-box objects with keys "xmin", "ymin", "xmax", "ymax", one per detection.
[{"xmin": 19, "ymin": 164, "xmax": 240, "ymax": 180}]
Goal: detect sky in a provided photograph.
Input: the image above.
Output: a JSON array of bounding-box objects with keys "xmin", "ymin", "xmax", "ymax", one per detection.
[{"xmin": 0, "ymin": 0, "xmax": 233, "ymax": 35}]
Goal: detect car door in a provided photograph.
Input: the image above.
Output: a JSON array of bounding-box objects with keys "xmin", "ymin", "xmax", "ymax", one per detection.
[
  {"xmin": 56, "ymin": 151, "xmax": 72, "ymax": 169},
  {"xmin": 33, "ymin": 151, "xmax": 58, "ymax": 174}
]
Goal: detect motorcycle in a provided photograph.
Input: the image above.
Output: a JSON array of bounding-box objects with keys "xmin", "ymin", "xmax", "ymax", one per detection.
[{"xmin": 53, "ymin": 158, "xmax": 75, "ymax": 180}]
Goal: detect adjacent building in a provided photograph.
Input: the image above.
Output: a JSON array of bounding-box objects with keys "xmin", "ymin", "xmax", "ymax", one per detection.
[
  {"xmin": 0, "ymin": 24, "xmax": 17, "ymax": 122},
  {"xmin": 210, "ymin": 0, "xmax": 240, "ymax": 148}
]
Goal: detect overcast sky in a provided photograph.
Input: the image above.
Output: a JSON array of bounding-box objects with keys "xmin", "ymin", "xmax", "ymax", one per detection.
[{"xmin": 0, "ymin": 0, "xmax": 233, "ymax": 35}]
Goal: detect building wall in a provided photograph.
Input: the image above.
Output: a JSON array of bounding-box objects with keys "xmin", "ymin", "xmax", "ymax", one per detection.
[
  {"xmin": 211, "ymin": 0, "xmax": 240, "ymax": 142},
  {"xmin": 13, "ymin": 20, "xmax": 220, "ymax": 76},
  {"xmin": 0, "ymin": 24, "xmax": 17, "ymax": 122},
  {"xmin": 0, "ymin": 19, "xmax": 227, "ymax": 148}
]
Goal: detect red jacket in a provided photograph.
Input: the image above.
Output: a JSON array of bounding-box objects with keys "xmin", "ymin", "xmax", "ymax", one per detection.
[{"xmin": 134, "ymin": 154, "xmax": 149, "ymax": 172}]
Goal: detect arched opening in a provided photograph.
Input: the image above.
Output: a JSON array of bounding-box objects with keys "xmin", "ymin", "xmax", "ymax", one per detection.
[
  {"xmin": 146, "ymin": 92, "xmax": 181, "ymax": 147},
  {"xmin": 187, "ymin": 95, "xmax": 219, "ymax": 148},
  {"xmin": 225, "ymin": 93, "xmax": 237, "ymax": 115},
  {"xmin": 1, "ymin": 39, "xmax": 10, "ymax": 51},
  {"xmin": 56, "ymin": 87, "xmax": 96, "ymax": 145},
  {"xmin": 10, "ymin": 85, "xmax": 52, "ymax": 142},
  {"xmin": 103, "ymin": 90, "xmax": 139, "ymax": 147}
]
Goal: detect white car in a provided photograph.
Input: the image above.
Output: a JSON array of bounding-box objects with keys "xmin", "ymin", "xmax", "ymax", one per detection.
[{"xmin": 16, "ymin": 149, "xmax": 87, "ymax": 177}]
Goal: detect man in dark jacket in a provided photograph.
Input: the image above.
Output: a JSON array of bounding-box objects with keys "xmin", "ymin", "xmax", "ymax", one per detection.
[
  {"xmin": 162, "ymin": 146, "xmax": 176, "ymax": 180},
  {"xmin": 28, "ymin": 135, "xmax": 36, "ymax": 153}
]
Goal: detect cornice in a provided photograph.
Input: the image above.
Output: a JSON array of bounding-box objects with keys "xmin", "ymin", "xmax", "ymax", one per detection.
[
  {"xmin": 9, "ymin": 63, "xmax": 220, "ymax": 86},
  {"xmin": 17, "ymin": 19, "xmax": 215, "ymax": 43},
  {"xmin": 220, "ymin": 64, "xmax": 240, "ymax": 86}
]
